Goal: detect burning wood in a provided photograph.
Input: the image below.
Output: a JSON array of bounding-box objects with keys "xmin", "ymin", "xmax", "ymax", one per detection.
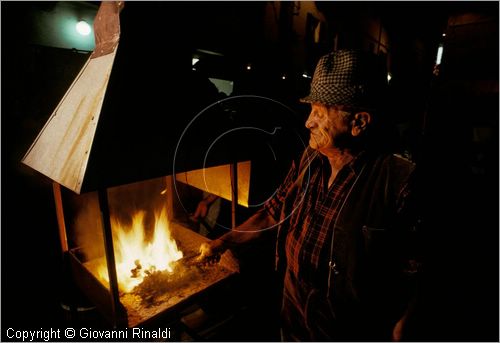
[
  {"xmin": 77, "ymin": 202, "xmax": 238, "ymax": 327},
  {"xmin": 94, "ymin": 207, "xmax": 184, "ymax": 293},
  {"xmin": 130, "ymin": 262, "xmax": 199, "ymax": 306},
  {"xmin": 120, "ymin": 249, "xmax": 237, "ymax": 327}
]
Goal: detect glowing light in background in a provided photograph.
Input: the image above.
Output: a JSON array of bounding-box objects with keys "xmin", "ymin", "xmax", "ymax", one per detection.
[
  {"xmin": 435, "ymin": 44, "xmax": 444, "ymax": 65},
  {"xmin": 76, "ymin": 20, "xmax": 91, "ymax": 36},
  {"xmin": 29, "ymin": 2, "xmax": 96, "ymax": 51}
]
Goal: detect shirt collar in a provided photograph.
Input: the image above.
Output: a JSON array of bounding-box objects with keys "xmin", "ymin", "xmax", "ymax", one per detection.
[
  {"xmin": 318, "ymin": 150, "xmax": 367, "ymax": 176},
  {"xmin": 347, "ymin": 150, "xmax": 368, "ymax": 175}
]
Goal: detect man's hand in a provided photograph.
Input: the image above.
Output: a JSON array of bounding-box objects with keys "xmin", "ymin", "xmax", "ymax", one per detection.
[
  {"xmin": 196, "ymin": 208, "xmax": 276, "ymax": 266},
  {"xmin": 391, "ymin": 317, "xmax": 405, "ymax": 342},
  {"xmin": 197, "ymin": 239, "xmax": 227, "ymax": 264}
]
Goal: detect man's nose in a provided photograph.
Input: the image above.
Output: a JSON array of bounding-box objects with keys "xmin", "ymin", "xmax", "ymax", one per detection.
[{"xmin": 305, "ymin": 115, "xmax": 315, "ymax": 129}]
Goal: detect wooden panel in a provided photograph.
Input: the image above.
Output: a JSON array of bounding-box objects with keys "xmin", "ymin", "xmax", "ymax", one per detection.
[
  {"xmin": 69, "ymin": 249, "xmax": 128, "ymax": 327},
  {"xmin": 175, "ymin": 161, "xmax": 251, "ymax": 207},
  {"xmin": 22, "ymin": 50, "xmax": 117, "ymax": 194}
]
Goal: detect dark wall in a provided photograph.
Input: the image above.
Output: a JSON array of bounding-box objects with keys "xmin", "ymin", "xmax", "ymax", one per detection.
[
  {"xmin": 2, "ymin": 3, "xmax": 92, "ymax": 331},
  {"xmin": 416, "ymin": 4, "xmax": 499, "ymax": 341}
]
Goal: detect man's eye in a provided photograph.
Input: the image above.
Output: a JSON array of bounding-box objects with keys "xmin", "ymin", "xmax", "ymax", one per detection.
[{"xmin": 315, "ymin": 111, "xmax": 324, "ymax": 118}]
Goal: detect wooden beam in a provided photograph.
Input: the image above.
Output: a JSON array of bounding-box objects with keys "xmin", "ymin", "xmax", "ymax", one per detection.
[{"xmin": 52, "ymin": 182, "xmax": 69, "ymax": 252}]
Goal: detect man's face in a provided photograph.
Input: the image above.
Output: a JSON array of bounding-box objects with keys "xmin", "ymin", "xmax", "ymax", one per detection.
[{"xmin": 305, "ymin": 103, "xmax": 352, "ymax": 153}]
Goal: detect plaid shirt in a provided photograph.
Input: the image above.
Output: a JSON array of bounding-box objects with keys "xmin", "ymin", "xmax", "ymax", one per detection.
[{"xmin": 265, "ymin": 150, "xmax": 367, "ymax": 282}]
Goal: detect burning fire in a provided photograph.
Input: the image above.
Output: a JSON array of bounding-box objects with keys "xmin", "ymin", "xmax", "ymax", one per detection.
[{"xmin": 97, "ymin": 207, "xmax": 183, "ymax": 293}]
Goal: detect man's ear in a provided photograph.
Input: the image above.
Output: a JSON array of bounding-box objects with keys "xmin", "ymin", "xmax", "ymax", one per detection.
[{"xmin": 351, "ymin": 112, "xmax": 371, "ymax": 136}]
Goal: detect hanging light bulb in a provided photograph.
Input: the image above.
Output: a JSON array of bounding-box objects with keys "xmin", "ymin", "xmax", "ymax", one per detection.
[{"xmin": 76, "ymin": 20, "xmax": 91, "ymax": 36}]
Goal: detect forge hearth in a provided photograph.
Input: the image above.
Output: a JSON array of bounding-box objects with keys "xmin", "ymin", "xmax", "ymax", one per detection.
[
  {"xmin": 57, "ymin": 173, "xmax": 242, "ymax": 327},
  {"xmin": 68, "ymin": 222, "xmax": 238, "ymax": 327},
  {"xmin": 20, "ymin": 2, "xmax": 252, "ymax": 328}
]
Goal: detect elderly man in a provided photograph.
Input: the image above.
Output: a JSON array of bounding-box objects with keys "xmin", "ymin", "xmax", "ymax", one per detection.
[{"xmin": 200, "ymin": 49, "xmax": 419, "ymax": 341}]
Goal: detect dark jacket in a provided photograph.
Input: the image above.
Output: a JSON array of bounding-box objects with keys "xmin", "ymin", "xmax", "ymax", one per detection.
[{"xmin": 277, "ymin": 148, "xmax": 419, "ymax": 340}]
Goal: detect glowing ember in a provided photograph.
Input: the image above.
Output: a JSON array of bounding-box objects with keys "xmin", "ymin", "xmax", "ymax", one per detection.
[{"xmin": 97, "ymin": 207, "xmax": 183, "ymax": 292}]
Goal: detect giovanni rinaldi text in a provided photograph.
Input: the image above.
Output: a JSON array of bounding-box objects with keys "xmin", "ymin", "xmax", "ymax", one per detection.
[{"xmin": 5, "ymin": 327, "xmax": 172, "ymax": 341}]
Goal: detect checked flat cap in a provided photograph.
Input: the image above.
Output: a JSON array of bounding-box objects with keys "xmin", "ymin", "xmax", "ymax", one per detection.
[{"xmin": 301, "ymin": 49, "xmax": 388, "ymax": 110}]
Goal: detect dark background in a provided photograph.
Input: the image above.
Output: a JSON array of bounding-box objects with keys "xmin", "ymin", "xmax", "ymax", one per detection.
[{"xmin": 2, "ymin": 1, "xmax": 498, "ymax": 341}]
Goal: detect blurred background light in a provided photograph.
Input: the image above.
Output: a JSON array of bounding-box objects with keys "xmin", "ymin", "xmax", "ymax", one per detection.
[{"xmin": 76, "ymin": 20, "xmax": 91, "ymax": 36}]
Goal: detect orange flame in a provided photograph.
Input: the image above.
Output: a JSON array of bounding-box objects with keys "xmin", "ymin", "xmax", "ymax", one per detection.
[{"xmin": 97, "ymin": 207, "xmax": 183, "ymax": 293}]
